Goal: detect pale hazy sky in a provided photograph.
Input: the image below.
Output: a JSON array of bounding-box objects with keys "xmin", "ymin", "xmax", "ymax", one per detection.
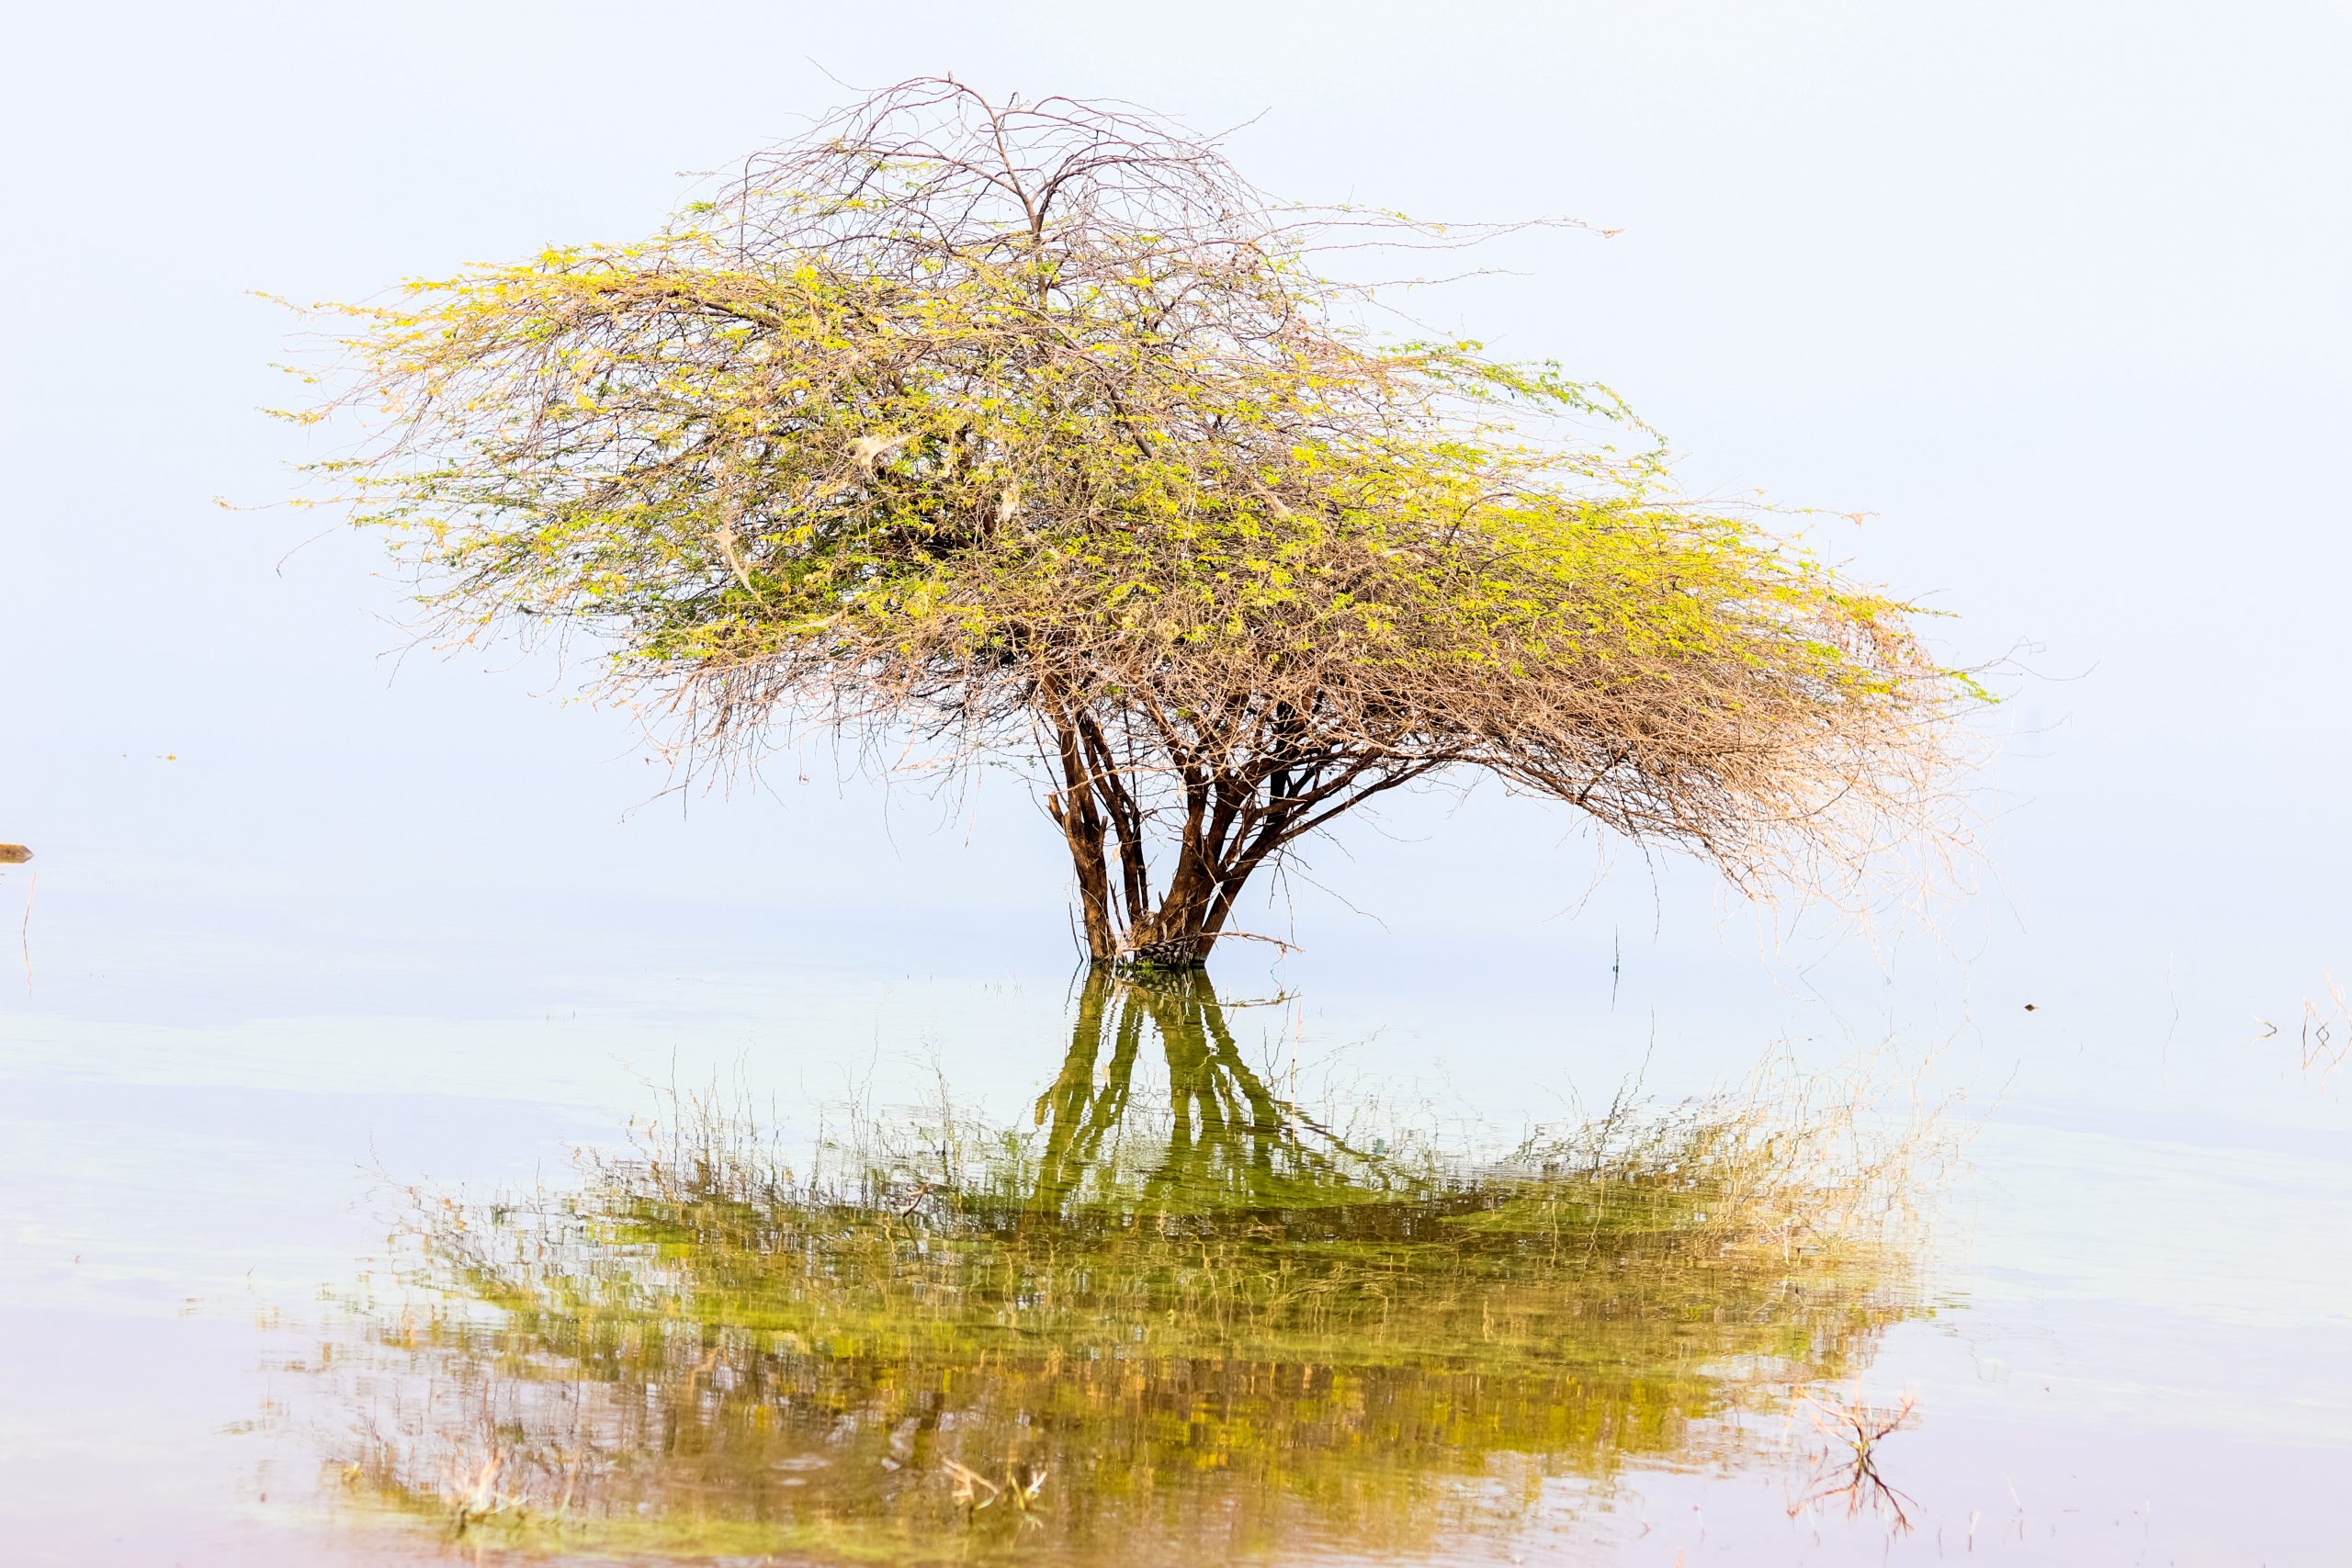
[{"xmin": 5, "ymin": 1, "xmax": 2347, "ymax": 1033}]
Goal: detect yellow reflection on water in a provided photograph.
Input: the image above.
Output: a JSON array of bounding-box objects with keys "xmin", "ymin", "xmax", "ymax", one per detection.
[{"xmin": 310, "ymin": 974, "xmax": 1932, "ymax": 1563}]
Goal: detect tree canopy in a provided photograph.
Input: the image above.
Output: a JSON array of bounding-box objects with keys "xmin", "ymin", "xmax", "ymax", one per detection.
[{"xmin": 292, "ymin": 77, "xmax": 1969, "ymax": 964}]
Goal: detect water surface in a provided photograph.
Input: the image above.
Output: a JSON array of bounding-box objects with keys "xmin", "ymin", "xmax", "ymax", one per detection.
[{"xmin": 3, "ymin": 854, "xmax": 2346, "ymax": 1566}]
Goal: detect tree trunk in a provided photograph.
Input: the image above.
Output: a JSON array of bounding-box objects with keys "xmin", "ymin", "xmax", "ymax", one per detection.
[
  {"xmin": 1045, "ymin": 716, "xmax": 1305, "ymax": 969},
  {"xmin": 1118, "ymin": 831, "xmax": 1225, "ymax": 968},
  {"xmin": 1042, "ymin": 712, "xmax": 1122, "ymax": 963},
  {"xmin": 1106, "ymin": 852, "xmax": 1253, "ymax": 968}
]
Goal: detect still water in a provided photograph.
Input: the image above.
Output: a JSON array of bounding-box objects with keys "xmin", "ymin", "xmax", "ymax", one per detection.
[{"xmin": 3, "ymin": 852, "xmax": 2347, "ymax": 1565}]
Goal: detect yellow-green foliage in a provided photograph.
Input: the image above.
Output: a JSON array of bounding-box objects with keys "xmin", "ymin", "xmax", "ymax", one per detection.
[
  {"xmin": 321, "ymin": 247, "xmax": 1863, "ymax": 682},
  {"xmin": 309, "ymin": 225, "xmax": 1922, "ymax": 722},
  {"xmin": 288, "ymin": 80, "xmax": 1971, "ymax": 955}
]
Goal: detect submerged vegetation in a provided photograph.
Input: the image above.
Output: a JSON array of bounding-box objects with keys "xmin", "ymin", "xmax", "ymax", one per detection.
[
  {"xmin": 308, "ymin": 976, "xmax": 1936, "ymax": 1562},
  {"xmin": 290, "ymin": 77, "xmax": 1972, "ymax": 965}
]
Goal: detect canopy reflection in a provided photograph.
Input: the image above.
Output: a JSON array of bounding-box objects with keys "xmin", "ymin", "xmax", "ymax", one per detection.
[{"xmin": 311, "ymin": 974, "xmax": 1926, "ymax": 1562}]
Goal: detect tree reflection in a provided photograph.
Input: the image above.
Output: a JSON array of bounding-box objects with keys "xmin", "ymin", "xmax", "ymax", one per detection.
[
  {"xmin": 1027, "ymin": 970, "xmax": 1364, "ymax": 1215},
  {"xmin": 315, "ymin": 975, "xmax": 1927, "ymax": 1563}
]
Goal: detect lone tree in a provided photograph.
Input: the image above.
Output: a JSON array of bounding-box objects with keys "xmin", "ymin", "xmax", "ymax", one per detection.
[{"xmin": 294, "ymin": 78, "xmax": 1967, "ymax": 967}]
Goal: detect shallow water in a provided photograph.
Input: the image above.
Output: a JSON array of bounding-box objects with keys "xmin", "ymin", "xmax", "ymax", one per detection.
[{"xmin": 4, "ymin": 854, "xmax": 2348, "ymax": 1567}]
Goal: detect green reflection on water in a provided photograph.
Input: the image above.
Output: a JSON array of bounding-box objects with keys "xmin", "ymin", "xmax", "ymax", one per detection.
[{"xmin": 313, "ymin": 975, "xmax": 1928, "ymax": 1562}]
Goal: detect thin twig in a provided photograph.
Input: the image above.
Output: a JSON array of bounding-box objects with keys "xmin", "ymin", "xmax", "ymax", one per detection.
[{"xmin": 17, "ymin": 871, "xmax": 34, "ymax": 992}]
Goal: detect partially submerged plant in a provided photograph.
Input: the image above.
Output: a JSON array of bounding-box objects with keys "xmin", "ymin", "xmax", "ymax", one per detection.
[
  {"xmin": 288, "ymin": 77, "xmax": 1975, "ymax": 965},
  {"xmin": 1787, "ymin": 1391, "xmax": 1922, "ymax": 1532}
]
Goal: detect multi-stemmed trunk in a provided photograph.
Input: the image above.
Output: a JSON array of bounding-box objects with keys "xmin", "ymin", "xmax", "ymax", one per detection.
[
  {"xmin": 1046, "ymin": 789, "xmax": 1288, "ymax": 968},
  {"xmin": 1038, "ymin": 702, "xmax": 1437, "ymax": 970}
]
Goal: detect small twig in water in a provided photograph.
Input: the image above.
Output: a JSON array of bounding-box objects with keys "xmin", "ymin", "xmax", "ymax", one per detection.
[{"xmin": 1786, "ymin": 1392, "xmax": 1919, "ymax": 1533}]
